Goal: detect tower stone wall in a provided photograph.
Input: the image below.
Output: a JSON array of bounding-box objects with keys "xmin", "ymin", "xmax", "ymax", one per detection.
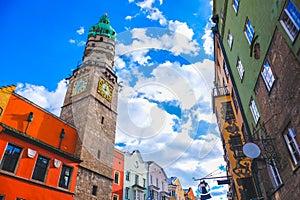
[{"xmin": 60, "ymin": 14, "xmax": 118, "ymax": 199}]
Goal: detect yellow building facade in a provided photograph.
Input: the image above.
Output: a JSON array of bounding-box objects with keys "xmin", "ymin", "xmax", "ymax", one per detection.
[
  {"xmin": 168, "ymin": 177, "xmax": 185, "ymax": 200},
  {"xmin": 212, "ymin": 33, "xmax": 260, "ymax": 200},
  {"xmin": 0, "ymin": 85, "xmax": 16, "ymax": 121}
]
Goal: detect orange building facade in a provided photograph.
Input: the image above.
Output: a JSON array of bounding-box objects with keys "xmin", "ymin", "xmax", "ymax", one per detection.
[
  {"xmin": 184, "ymin": 187, "xmax": 195, "ymax": 200},
  {"xmin": 112, "ymin": 148, "xmax": 124, "ymax": 200},
  {"xmin": 0, "ymin": 86, "xmax": 81, "ymax": 200}
]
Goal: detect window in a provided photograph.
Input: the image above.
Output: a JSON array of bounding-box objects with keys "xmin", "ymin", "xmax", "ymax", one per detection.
[
  {"xmin": 92, "ymin": 185, "xmax": 98, "ymax": 196},
  {"xmin": 134, "ymin": 190, "xmax": 143, "ymax": 200},
  {"xmin": 261, "ymin": 60, "xmax": 275, "ymax": 91},
  {"xmin": 268, "ymin": 159, "xmax": 282, "ymax": 188},
  {"xmin": 0, "ymin": 195, "xmax": 5, "ymax": 200},
  {"xmin": 59, "ymin": 165, "xmax": 72, "ymax": 189},
  {"xmin": 232, "ymin": 89, "xmax": 239, "ymax": 113},
  {"xmin": 135, "ymin": 174, "xmax": 139, "ymax": 185},
  {"xmin": 113, "ymin": 194, "xmax": 119, "ymax": 200},
  {"xmin": 244, "ymin": 18, "xmax": 255, "ymax": 44},
  {"xmin": 156, "ymin": 178, "xmax": 158, "ymax": 187},
  {"xmin": 125, "ymin": 187, "xmax": 129, "ymax": 199},
  {"xmin": 125, "ymin": 171, "xmax": 130, "ymax": 181},
  {"xmin": 284, "ymin": 128, "xmax": 300, "ymax": 165},
  {"xmin": 143, "ymin": 178, "xmax": 146, "ymax": 187},
  {"xmin": 249, "ymin": 99, "xmax": 260, "ymax": 124},
  {"xmin": 114, "ymin": 171, "xmax": 120, "ymax": 184},
  {"xmin": 32, "ymin": 155, "xmax": 49, "ymax": 182},
  {"xmin": 223, "ymin": 61, "xmax": 229, "ymax": 78},
  {"xmin": 0, "ymin": 143, "xmax": 22, "ymax": 173},
  {"xmin": 280, "ymin": 0, "xmax": 300, "ymax": 41},
  {"xmin": 150, "ymin": 175, "xmax": 153, "ymax": 185},
  {"xmin": 227, "ymin": 30, "xmax": 233, "ymax": 49},
  {"xmin": 236, "ymin": 58, "xmax": 245, "ymax": 79},
  {"xmin": 232, "ymin": 0, "xmax": 240, "ymax": 13},
  {"xmin": 97, "ymin": 150, "xmax": 101, "ymax": 160}
]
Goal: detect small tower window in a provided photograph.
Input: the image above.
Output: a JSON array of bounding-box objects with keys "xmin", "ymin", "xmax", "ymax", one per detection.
[
  {"xmin": 92, "ymin": 185, "xmax": 98, "ymax": 196},
  {"xmin": 100, "ymin": 37, "xmax": 103, "ymax": 42},
  {"xmin": 101, "ymin": 116, "xmax": 104, "ymax": 124},
  {"xmin": 91, "ymin": 43, "xmax": 95, "ymax": 47},
  {"xmin": 97, "ymin": 150, "xmax": 101, "ymax": 160}
]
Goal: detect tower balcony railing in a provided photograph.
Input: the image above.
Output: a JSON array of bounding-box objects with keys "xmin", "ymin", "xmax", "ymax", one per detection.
[{"xmin": 212, "ymin": 86, "xmax": 230, "ymax": 98}]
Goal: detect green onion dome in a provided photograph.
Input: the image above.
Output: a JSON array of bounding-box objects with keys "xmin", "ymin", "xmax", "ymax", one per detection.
[{"xmin": 88, "ymin": 13, "xmax": 116, "ymax": 40}]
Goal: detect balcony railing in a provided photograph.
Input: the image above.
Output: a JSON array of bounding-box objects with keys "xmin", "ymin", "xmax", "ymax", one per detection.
[{"xmin": 212, "ymin": 86, "xmax": 230, "ymax": 97}]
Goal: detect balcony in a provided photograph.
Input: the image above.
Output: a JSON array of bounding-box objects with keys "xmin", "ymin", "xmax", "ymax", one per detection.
[
  {"xmin": 212, "ymin": 86, "xmax": 231, "ymax": 112},
  {"xmin": 213, "ymin": 86, "xmax": 230, "ymax": 97}
]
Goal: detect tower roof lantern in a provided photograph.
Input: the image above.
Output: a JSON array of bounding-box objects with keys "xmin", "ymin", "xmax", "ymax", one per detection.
[{"xmin": 88, "ymin": 13, "xmax": 116, "ymax": 40}]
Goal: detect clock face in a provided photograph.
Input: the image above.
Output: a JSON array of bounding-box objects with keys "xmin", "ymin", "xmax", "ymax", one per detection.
[
  {"xmin": 98, "ymin": 78, "xmax": 113, "ymax": 101},
  {"xmin": 72, "ymin": 76, "xmax": 88, "ymax": 96}
]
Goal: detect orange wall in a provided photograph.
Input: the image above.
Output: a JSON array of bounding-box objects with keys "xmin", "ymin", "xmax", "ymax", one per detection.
[
  {"xmin": 0, "ymin": 132, "xmax": 79, "ymax": 199},
  {"xmin": 1, "ymin": 94, "xmax": 77, "ymax": 154},
  {"xmin": 0, "ymin": 175, "xmax": 74, "ymax": 200},
  {"xmin": 185, "ymin": 188, "xmax": 195, "ymax": 200},
  {"xmin": 112, "ymin": 149, "xmax": 124, "ymax": 200}
]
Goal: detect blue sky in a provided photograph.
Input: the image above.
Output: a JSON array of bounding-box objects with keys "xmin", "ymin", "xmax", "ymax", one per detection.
[{"xmin": 0, "ymin": 0, "xmax": 228, "ymax": 198}]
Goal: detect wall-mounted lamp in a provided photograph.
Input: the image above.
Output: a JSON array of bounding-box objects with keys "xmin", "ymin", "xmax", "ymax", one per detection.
[
  {"xmin": 24, "ymin": 112, "xmax": 34, "ymax": 134},
  {"xmin": 58, "ymin": 128, "xmax": 65, "ymax": 149}
]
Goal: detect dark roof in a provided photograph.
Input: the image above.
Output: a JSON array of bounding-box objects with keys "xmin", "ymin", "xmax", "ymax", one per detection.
[{"xmin": 168, "ymin": 176, "xmax": 177, "ymax": 185}]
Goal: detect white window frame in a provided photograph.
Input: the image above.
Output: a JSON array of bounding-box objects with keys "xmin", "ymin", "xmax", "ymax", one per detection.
[
  {"xmin": 284, "ymin": 128, "xmax": 300, "ymax": 165},
  {"xmin": 244, "ymin": 18, "xmax": 255, "ymax": 45},
  {"xmin": 232, "ymin": 0, "xmax": 240, "ymax": 13},
  {"xmin": 125, "ymin": 187, "xmax": 129, "ymax": 199},
  {"xmin": 125, "ymin": 171, "xmax": 130, "ymax": 181},
  {"xmin": 224, "ymin": 61, "xmax": 229, "ymax": 78},
  {"xmin": 228, "ymin": 31, "xmax": 233, "ymax": 49},
  {"xmin": 268, "ymin": 159, "xmax": 282, "ymax": 188},
  {"xmin": 261, "ymin": 60, "xmax": 275, "ymax": 91},
  {"xmin": 249, "ymin": 99, "xmax": 260, "ymax": 124},
  {"xmin": 280, "ymin": 0, "xmax": 300, "ymax": 42},
  {"xmin": 236, "ymin": 59, "xmax": 245, "ymax": 79}
]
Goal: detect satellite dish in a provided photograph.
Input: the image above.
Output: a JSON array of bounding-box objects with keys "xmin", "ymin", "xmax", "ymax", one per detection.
[{"xmin": 243, "ymin": 142, "xmax": 261, "ymax": 158}]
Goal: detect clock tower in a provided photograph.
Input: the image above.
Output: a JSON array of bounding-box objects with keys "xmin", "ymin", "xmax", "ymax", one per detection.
[{"xmin": 60, "ymin": 14, "xmax": 118, "ymax": 199}]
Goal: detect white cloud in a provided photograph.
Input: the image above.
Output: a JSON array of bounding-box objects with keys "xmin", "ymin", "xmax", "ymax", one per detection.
[
  {"xmin": 115, "ymin": 56, "xmax": 217, "ymax": 163},
  {"xmin": 116, "ymin": 28, "xmax": 200, "ymax": 57},
  {"xmin": 136, "ymin": 0, "xmax": 156, "ymax": 9},
  {"xmin": 146, "ymin": 7, "xmax": 167, "ymax": 25},
  {"xmin": 127, "ymin": 50, "xmax": 151, "ymax": 65},
  {"xmin": 77, "ymin": 40, "xmax": 86, "ymax": 46},
  {"xmin": 125, "ymin": 15, "xmax": 133, "ymax": 20},
  {"xmin": 69, "ymin": 39, "xmax": 76, "ymax": 44},
  {"xmin": 134, "ymin": 0, "xmax": 167, "ymax": 26},
  {"xmin": 202, "ymin": 23, "xmax": 214, "ymax": 56},
  {"xmin": 16, "ymin": 80, "xmax": 67, "ymax": 116},
  {"xmin": 168, "ymin": 20, "xmax": 194, "ymax": 40},
  {"xmin": 76, "ymin": 27, "xmax": 85, "ymax": 35},
  {"xmin": 68, "ymin": 39, "xmax": 86, "ymax": 47}
]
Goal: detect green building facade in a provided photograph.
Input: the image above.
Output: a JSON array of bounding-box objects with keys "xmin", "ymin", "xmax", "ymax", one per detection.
[{"xmin": 212, "ymin": 0, "xmax": 300, "ymax": 199}]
